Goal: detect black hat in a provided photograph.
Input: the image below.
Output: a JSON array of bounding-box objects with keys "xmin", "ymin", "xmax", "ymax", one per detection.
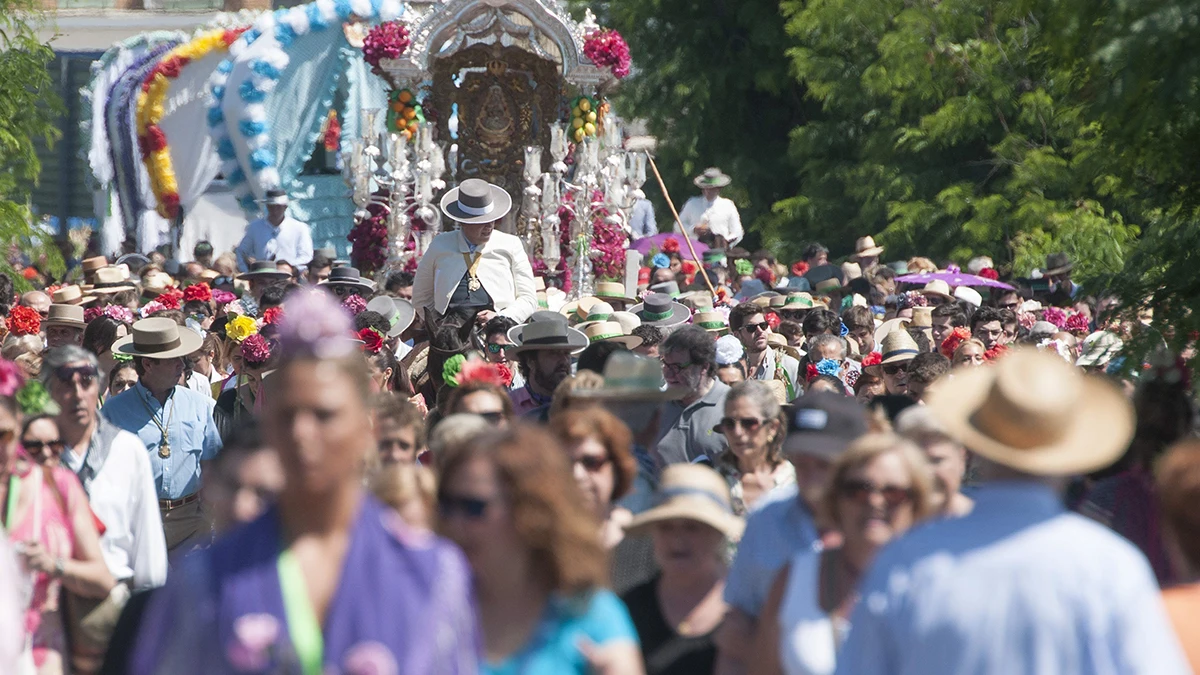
[
  {"xmin": 783, "ymin": 392, "xmax": 869, "ymax": 460},
  {"xmin": 320, "ymin": 266, "xmax": 375, "ymax": 294}
]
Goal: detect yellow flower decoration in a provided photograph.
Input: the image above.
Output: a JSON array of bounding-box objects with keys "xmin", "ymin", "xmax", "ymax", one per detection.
[{"xmin": 227, "ymin": 315, "xmax": 259, "ymax": 343}]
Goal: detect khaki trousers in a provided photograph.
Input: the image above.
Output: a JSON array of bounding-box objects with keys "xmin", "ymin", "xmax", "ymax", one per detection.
[{"xmin": 160, "ymin": 498, "xmax": 213, "ymax": 552}]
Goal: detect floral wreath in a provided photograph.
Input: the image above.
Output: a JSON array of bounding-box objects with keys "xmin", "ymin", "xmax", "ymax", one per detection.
[
  {"xmin": 240, "ymin": 333, "xmax": 273, "ymax": 367},
  {"xmin": 939, "ymin": 326, "xmax": 972, "ymax": 359},
  {"xmin": 443, "ymin": 356, "xmax": 513, "ymax": 389},
  {"xmin": 137, "ymin": 27, "xmax": 249, "ymax": 219}
]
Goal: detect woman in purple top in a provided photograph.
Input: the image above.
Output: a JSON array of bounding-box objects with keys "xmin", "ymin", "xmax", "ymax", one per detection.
[{"xmin": 131, "ymin": 290, "xmax": 479, "ymax": 674}]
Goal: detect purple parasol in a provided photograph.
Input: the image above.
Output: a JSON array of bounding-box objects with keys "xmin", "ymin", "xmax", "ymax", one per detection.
[
  {"xmin": 633, "ymin": 233, "xmax": 709, "ymax": 260},
  {"xmin": 896, "ymin": 272, "xmax": 1015, "ymax": 291}
]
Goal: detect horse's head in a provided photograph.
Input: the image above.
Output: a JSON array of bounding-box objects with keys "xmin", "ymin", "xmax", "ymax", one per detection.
[{"xmin": 423, "ymin": 307, "xmax": 484, "ymax": 393}]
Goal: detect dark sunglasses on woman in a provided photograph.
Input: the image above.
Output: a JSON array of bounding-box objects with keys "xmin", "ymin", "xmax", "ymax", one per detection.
[
  {"xmin": 718, "ymin": 417, "xmax": 764, "ymax": 433},
  {"xmin": 839, "ymin": 478, "xmax": 914, "ymax": 508},
  {"xmin": 438, "ymin": 494, "xmax": 492, "ymax": 520}
]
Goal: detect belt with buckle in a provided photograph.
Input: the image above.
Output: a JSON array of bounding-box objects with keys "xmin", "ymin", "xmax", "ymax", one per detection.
[{"xmin": 158, "ymin": 493, "xmax": 200, "ymax": 510}]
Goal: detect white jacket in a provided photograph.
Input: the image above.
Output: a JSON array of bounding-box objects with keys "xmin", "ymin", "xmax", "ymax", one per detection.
[{"xmin": 412, "ymin": 228, "xmax": 538, "ymax": 322}]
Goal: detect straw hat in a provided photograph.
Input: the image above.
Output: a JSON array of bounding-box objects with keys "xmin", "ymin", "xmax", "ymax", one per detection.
[
  {"xmin": 577, "ymin": 301, "xmax": 616, "ymax": 328},
  {"xmin": 51, "ymin": 285, "xmax": 94, "ymax": 306},
  {"xmin": 1075, "ymin": 331, "xmax": 1123, "ymax": 368},
  {"xmin": 927, "ymin": 349, "xmax": 1134, "ymax": 475},
  {"xmin": 111, "ymin": 317, "xmax": 203, "ymax": 360},
  {"xmin": 681, "ymin": 292, "xmax": 714, "ymax": 312},
  {"xmin": 583, "ymin": 321, "xmax": 643, "ymax": 349},
  {"xmin": 593, "ymin": 281, "xmax": 636, "ymax": 305},
  {"xmin": 842, "ymin": 261, "xmax": 863, "ymax": 281},
  {"xmin": 783, "ymin": 293, "xmax": 816, "ymax": 310},
  {"xmin": 955, "ymin": 286, "xmax": 982, "ymax": 308},
  {"xmin": 626, "ymin": 464, "xmax": 744, "ymax": 540},
  {"xmin": 852, "ymin": 236, "xmax": 885, "ymax": 259},
  {"xmin": 559, "ymin": 296, "xmax": 601, "ymax": 321},
  {"xmin": 873, "ymin": 317, "xmax": 911, "ymax": 347},
  {"xmin": 439, "ymin": 178, "xmax": 512, "ymax": 224},
  {"xmin": 573, "ymin": 351, "xmax": 687, "ymax": 402},
  {"xmin": 81, "ymin": 256, "xmax": 108, "ymax": 275},
  {"xmin": 142, "ymin": 271, "xmax": 177, "ymax": 298},
  {"xmin": 693, "ymin": 311, "xmax": 729, "ymax": 335},
  {"xmin": 611, "ymin": 311, "xmax": 642, "ymax": 335},
  {"xmin": 43, "ymin": 304, "xmax": 86, "ymax": 329},
  {"xmin": 87, "ymin": 266, "xmax": 137, "ymax": 294},
  {"xmin": 919, "ymin": 279, "xmax": 954, "ymax": 302},
  {"xmin": 910, "ymin": 306, "xmax": 933, "ymax": 328},
  {"xmin": 879, "ymin": 330, "xmax": 920, "ymax": 365}
]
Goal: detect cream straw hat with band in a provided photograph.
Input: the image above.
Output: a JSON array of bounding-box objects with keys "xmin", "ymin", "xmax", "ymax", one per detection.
[
  {"xmin": 626, "ymin": 464, "xmax": 744, "ymax": 540},
  {"xmin": 583, "ymin": 321, "xmax": 643, "ymax": 349},
  {"xmin": 111, "ymin": 317, "xmax": 203, "ymax": 360}
]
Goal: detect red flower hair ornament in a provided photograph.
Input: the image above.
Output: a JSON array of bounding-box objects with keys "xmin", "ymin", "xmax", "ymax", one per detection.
[
  {"xmin": 358, "ymin": 328, "xmax": 385, "ymax": 354},
  {"xmin": 8, "ymin": 306, "xmax": 40, "ymax": 336},
  {"xmin": 457, "ymin": 358, "xmax": 513, "ymax": 388}
]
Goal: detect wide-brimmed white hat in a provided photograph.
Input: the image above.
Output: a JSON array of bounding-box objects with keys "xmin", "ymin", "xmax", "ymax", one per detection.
[
  {"xmin": 693, "ymin": 167, "xmax": 731, "ymax": 189},
  {"xmin": 626, "ymin": 464, "xmax": 744, "ymax": 540},
  {"xmin": 852, "ymin": 235, "xmax": 885, "ymax": 259},
  {"xmin": 51, "ymin": 285, "xmax": 95, "ymax": 307},
  {"xmin": 879, "ymin": 330, "xmax": 920, "ymax": 366},
  {"xmin": 439, "ymin": 178, "xmax": 512, "ymax": 224},
  {"xmin": 927, "ymin": 348, "xmax": 1134, "ymax": 475},
  {"xmin": 583, "ymin": 321, "xmax": 643, "ymax": 349},
  {"xmin": 111, "ymin": 317, "xmax": 203, "ymax": 360},
  {"xmin": 919, "ymin": 279, "xmax": 954, "ymax": 302}
]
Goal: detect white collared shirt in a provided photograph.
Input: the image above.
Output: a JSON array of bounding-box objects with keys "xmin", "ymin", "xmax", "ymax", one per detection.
[
  {"xmin": 678, "ymin": 195, "xmax": 743, "ymax": 246},
  {"xmin": 835, "ymin": 482, "xmax": 1189, "ymax": 675},
  {"xmin": 235, "ymin": 216, "xmax": 314, "ymax": 270},
  {"xmin": 62, "ymin": 427, "xmax": 168, "ymax": 590}
]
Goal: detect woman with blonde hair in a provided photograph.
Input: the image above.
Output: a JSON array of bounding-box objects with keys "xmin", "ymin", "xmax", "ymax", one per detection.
[
  {"xmin": 952, "ymin": 338, "xmax": 987, "ymax": 368},
  {"xmin": 750, "ymin": 433, "xmax": 935, "ymax": 675},
  {"xmin": 438, "ymin": 424, "xmax": 645, "ymax": 674}
]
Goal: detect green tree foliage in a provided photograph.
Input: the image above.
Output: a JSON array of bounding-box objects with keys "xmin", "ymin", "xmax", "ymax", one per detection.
[
  {"xmin": 766, "ymin": 0, "xmax": 1138, "ymax": 277},
  {"xmin": 0, "ymin": 0, "xmax": 62, "ymax": 290},
  {"xmin": 587, "ymin": 0, "xmax": 815, "ymax": 248}
]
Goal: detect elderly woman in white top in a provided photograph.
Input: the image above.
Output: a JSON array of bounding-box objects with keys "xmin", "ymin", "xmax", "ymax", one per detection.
[
  {"xmin": 748, "ymin": 433, "xmax": 934, "ymax": 675},
  {"xmin": 716, "ymin": 380, "xmax": 795, "ymax": 515}
]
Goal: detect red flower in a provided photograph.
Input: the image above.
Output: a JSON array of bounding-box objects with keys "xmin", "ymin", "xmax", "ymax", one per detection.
[
  {"xmin": 183, "ymin": 282, "xmax": 212, "ymax": 303},
  {"xmin": 791, "ymin": 261, "xmax": 810, "ymax": 277},
  {"xmin": 861, "ymin": 352, "xmax": 882, "ymax": 368},
  {"xmin": 21, "ymin": 267, "xmax": 37, "ymax": 281},
  {"xmin": 240, "ymin": 334, "xmax": 272, "ymax": 367},
  {"xmin": 8, "ymin": 306, "xmax": 40, "ymax": 336},
  {"xmin": 358, "ymin": 327, "xmax": 384, "ymax": 354},
  {"xmin": 583, "ymin": 29, "xmax": 632, "ymax": 79},
  {"xmin": 140, "ymin": 126, "xmax": 167, "ymax": 157},
  {"xmin": 262, "ymin": 307, "xmax": 283, "ymax": 325},
  {"xmin": 805, "ymin": 363, "xmax": 819, "ymax": 382},
  {"xmin": 323, "ymin": 111, "xmax": 341, "ymax": 153},
  {"xmin": 157, "ymin": 289, "xmax": 182, "ymax": 310},
  {"xmin": 457, "ymin": 358, "xmax": 510, "ymax": 388},
  {"xmin": 661, "ymin": 237, "xmax": 680, "ymax": 254},
  {"xmin": 983, "ymin": 344, "xmax": 1009, "ymax": 362},
  {"xmin": 765, "ymin": 312, "xmax": 781, "ymax": 330},
  {"xmin": 979, "ymin": 268, "xmax": 999, "ymax": 280},
  {"xmin": 362, "ymin": 21, "xmax": 410, "ymax": 69},
  {"xmin": 681, "ymin": 259, "xmax": 698, "ymax": 275},
  {"xmin": 940, "ymin": 326, "xmax": 973, "ymax": 359},
  {"xmin": 161, "ymin": 193, "xmax": 181, "ymax": 219}
]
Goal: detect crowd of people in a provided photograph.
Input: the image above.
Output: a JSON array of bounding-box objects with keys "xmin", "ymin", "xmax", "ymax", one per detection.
[{"xmin": 0, "ymin": 170, "xmax": 1197, "ymax": 675}]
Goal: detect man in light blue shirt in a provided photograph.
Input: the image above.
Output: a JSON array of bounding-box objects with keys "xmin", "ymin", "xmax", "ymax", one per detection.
[
  {"xmin": 104, "ymin": 318, "xmax": 223, "ymax": 553},
  {"xmin": 629, "ymin": 189, "xmax": 657, "ymax": 240},
  {"xmin": 716, "ymin": 392, "xmax": 869, "ymax": 675},
  {"xmin": 837, "ymin": 350, "xmax": 1189, "ymax": 675},
  {"xmin": 234, "ymin": 189, "xmax": 314, "ymax": 272}
]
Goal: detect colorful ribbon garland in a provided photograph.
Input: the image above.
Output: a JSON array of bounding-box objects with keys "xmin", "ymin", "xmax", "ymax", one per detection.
[{"xmin": 136, "ymin": 28, "xmax": 249, "ymax": 219}]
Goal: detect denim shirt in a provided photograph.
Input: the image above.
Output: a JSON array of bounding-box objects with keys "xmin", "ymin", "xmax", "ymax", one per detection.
[{"xmin": 103, "ymin": 383, "xmax": 222, "ymax": 500}]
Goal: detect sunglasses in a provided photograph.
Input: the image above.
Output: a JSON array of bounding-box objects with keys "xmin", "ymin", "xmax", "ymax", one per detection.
[
  {"xmin": 719, "ymin": 417, "xmax": 765, "ymax": 432},
  {"xmin": 662, "ymin": 359, "xmax": 695, "ymax": 375},
  {"xmin": 54, "ymin": 365, "xmax": 98, "ymax": 387},
  {"xmin": 22, "ymin": 439, "xmax": 64, "ymax": 454},
  {"xmin": 780, "ymin": 310, "xmax": 808, "ymax": 321},
  {"xmin": 839, "ymin": 479, "xmax": 914, "ymax": 508},
  {"xmin": 575, "ymin": 454, "xmax": 611, "ymax": 472},
  {"xmin": 740, "ymin": 321, "xmax": 770, "ymax": 333},
  {"xmin": 882, "ymin": 363, "xmax": 907, "ymax": 376},
  {"xmin": 486, "ymin": 343, "xmax": 507, "ymax": 354},
  {"xmin": 438, "ymin": 494, "xmax": 492, "ymax": 520}
]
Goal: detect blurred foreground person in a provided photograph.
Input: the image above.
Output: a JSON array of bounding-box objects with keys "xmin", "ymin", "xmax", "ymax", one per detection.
[
  {"xmin": 622, "ymin": 464, "xmax": 743, "ymax": 675},
  {"xmin": 1157, "ymin": 440, "xmax": 1200, "ymax": 672},
  {"xmin": 836, "ymin": 350, "xmax": 1189, "ymax": 674},
  {"xmin": 131, "ymin": 291, "xmax": 479, "ymax": 674},
  {"xmin": 438, "ymin": 424, "xmax": 644, "ymax": 674},
  {"xmin": 751, "ymin": 434, "xmax": 934, "ymax": 675},
  {"xmin": 201, "ymin": 423, "xmax": 283, "ymax": 533}
]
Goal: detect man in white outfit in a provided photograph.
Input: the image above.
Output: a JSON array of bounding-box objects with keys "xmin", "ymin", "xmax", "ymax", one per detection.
[
  {"xmin": 412, "ymin": 179, "xmax": 538, "ymax": 325},
  {"xmin": 235, "ymin": 189, "xmax": 313, "ymax": 272},
  {"xmin": 678, "ymin": 167, "xmax": 743, "ymax": 248}
]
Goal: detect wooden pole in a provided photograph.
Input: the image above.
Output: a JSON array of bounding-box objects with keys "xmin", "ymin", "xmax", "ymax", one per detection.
[{"xmin": 645, "ymin": 153, "xmax": 717, "ymax": 299}]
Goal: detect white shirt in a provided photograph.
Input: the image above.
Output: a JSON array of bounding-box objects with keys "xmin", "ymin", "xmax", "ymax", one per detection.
[
  {"xmin": 62, "ymin": 426, "xmax": 168, "ymax": 590},
  {"xmin": 678, "ymin": 195, "xmax": 743, "ymax": 246},
  {"xmin": 835, "ymin": 482, "xmax": 1189, "ymax": 675},
  {"xmin": 235, "ymin": 216, "xmax": 314, "ymax": 271},
  {"xmin": 780, "ymin": 548, "xmax": 838, "ymax": 675}
]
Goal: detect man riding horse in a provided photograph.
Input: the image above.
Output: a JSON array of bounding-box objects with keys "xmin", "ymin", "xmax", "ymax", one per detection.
[{"xmin": 411, "ymin": 179, "xmax": 539, "ymax": 393}]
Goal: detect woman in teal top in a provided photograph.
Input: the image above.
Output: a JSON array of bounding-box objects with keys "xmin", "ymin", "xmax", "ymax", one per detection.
[{"xmin": 437, "ymin": 424, "xmax": 645, "ymax": 675}]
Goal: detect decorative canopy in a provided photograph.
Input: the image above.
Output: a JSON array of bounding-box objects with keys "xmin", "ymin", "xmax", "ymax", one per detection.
[{"xmin": 379, "ymin": 0, "xmax": 612, "ymax": 89}]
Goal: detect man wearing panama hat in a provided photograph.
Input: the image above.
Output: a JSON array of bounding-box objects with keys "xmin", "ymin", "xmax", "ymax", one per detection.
[
  {"xmin": 103, "ymin": 318, "xmax": 222, "ymax": 551},
  {"xmin": 838, "ymin": 349, "xmax": 1189, "ymax": 674},
  {"xmin": 506, "ymin": 313, "xmax": 588, "ymax": 417},
  {"xmin": 679, "ymin": 167, "xmax": 743, "ymax": 247},
  {"xmin": 413, "ymin": 178, "xmax": 538, "ymax": 325},
  {"xmin": 43, "ymin": 304, "xmax": 86, "ymax": 349},
  {"xmin": 235, "ymin": 188, "xmax": 313, "ymax": 272}
]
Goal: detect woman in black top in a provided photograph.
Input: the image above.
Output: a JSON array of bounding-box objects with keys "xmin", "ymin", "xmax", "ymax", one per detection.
[{"xmin": 621, "ymin": 464, "xmax": 745, "ymax": 675}]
